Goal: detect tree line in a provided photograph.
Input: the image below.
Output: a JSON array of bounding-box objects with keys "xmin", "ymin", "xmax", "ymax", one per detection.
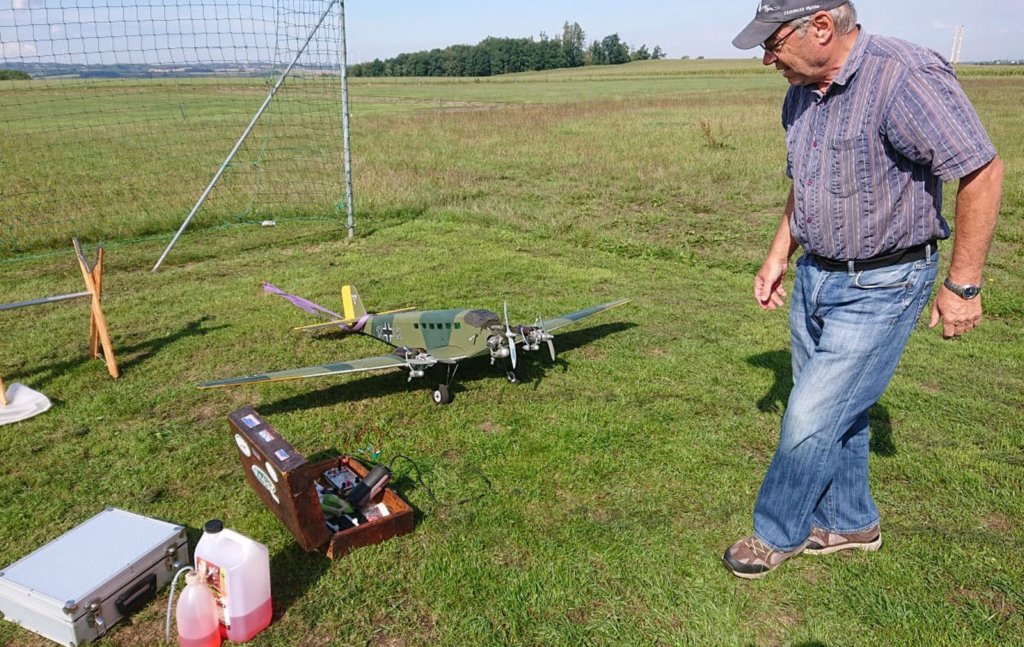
[{"xmin": 349, "ymin": 22, "xmax": 664, "ymax": 78}]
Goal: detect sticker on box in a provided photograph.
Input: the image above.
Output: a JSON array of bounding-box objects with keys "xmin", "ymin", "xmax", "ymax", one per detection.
[{"xmin": 241, "ymin": 414, "xmax": 262, "ymax": 428}]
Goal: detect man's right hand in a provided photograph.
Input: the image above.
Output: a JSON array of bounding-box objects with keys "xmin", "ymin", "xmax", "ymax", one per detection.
[{"xmin": 754, "ymin": 257, "xmax": 789, "ymax": 310}]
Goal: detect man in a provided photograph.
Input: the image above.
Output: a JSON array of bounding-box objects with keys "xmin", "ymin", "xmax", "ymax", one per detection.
[{"xmin": 724, "ymin": 1, "xmax": 1004, "ymax": 579}]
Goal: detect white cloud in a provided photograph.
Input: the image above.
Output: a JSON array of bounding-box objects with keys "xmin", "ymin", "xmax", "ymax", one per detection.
[
  {"xmin": 12, "ymin": 0, "xmax": 29, "ymax": 10},
  {"xmin": 50, "ymin": 24, "xmax": 63, "ymax": 36},
  {"xmin": 2, "ymin": 40, "xmax": 36, "ymax": 58}
]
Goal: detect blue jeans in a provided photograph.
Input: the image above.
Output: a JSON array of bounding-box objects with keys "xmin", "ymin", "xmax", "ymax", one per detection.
[{"xmin": 753, "ymin": 250, "xmax": 938, "ymax": 551}]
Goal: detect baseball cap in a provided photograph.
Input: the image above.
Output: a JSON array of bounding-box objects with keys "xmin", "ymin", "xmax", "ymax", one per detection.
[{"xmin": 733, "ymin": 0, "xmax": 847, "ymax": 50}]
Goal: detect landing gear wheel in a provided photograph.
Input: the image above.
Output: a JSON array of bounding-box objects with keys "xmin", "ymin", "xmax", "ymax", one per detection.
[
  {"xmin": 506, "ymin": 368, "xmax": 522, "ymax": 384},
  {"xmin": 432, "ymin": 384, "xmax": 452, "ymax": 405}
]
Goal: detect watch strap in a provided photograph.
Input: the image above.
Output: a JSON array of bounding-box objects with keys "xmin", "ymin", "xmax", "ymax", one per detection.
[{"xmin": 943, "ymin": 277, "xmax": 981, "ymax": 299}]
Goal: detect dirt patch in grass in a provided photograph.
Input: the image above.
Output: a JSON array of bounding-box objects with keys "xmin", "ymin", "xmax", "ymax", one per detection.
[
  {"xmin": 480, "ymin": 421, "xmax": 504, "ymax": 434},
  {"xmin": 742, "ymin": 604, "xmax": 805, "ymax": 647},
  {"xmin": 951, "ymin": 587, "xmax": 1017, "ymax": 622},
  {"xmin": 982, "ymin": 513, "xmax": 1012, "ymax": 533},
  {"xmin": 194, "ymin": 402, "xmax": 222, "ymax": 423}
]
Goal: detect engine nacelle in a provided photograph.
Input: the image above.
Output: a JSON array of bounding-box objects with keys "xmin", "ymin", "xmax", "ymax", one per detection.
[
  {"xmin": 486, "ymin": 335, "xmax": 510, "ymax": 358},
  {"xmin": 491, "ymin": 347, "xmax": 510, "ymax": 359}
]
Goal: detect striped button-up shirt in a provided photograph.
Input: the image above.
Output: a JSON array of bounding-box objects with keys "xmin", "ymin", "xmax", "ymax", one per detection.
[{"xmin": 783, "ymin": 30, "xmax": 997, "ymax": 261}]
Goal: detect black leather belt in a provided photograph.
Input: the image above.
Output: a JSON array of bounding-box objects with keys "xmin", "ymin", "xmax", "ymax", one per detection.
[{"xmin": 810, "ymin": 240, "xmax": 936, "ymax": 272}]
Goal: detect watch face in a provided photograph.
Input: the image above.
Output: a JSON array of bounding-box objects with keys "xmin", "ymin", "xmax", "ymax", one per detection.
[{"xmin": 944, "ymin": 278, "xmax": 981, "ymax": 299}]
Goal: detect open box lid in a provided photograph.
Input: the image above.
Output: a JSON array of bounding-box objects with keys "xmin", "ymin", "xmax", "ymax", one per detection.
[{"xmin": 227, "ymin": 408, "xmax": 331, "ymax": 551}]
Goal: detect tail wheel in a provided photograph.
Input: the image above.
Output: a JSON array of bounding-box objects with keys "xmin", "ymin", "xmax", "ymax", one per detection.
[
  {"xmin": 432, "ymin": 384, "xmax": 452, "ymax": 405},
  {"xmin": 506, "ymin": 368, "xmax": 522, "ymax": 384}
]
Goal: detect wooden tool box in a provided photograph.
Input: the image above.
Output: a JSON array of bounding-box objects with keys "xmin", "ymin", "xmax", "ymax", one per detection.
[{"xmin": 227, "ymin": 407, "xmax": 414, "ymax": 558}]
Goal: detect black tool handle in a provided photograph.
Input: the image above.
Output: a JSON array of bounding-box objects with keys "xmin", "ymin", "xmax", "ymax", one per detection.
[
  {"xmin": 115, "ymin": 573, "xmax": 157, "ymax": 615},
  {"xmin": 345, "ymin": 464, "xmax": 392, "ymax": 507}
]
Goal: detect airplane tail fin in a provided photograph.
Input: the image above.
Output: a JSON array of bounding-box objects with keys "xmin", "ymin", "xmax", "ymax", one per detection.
[{"xmin": 342, "ymin": 285, "xmax": 367, "ymax": 320}]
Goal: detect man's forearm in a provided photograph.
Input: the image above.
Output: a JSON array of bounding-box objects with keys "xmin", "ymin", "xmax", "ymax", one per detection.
[
  {"xmin": 767, "ymin": 187, "xmax": 799, "ymax": 262},
  {"xmin": 948, "ymin": 156, "xmax": 1004, "ymax": 284}
]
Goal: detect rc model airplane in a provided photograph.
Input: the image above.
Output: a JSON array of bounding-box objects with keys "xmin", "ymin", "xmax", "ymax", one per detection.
[{"xmin": 198, "ymin": 283, "xmax": 629, "ymax": 404}]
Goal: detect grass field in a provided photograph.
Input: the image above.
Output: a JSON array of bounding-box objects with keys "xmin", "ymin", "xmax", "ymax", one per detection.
[{"xmin": 1, "ymin": 59, "xmax": 1022, "ymax": 646}]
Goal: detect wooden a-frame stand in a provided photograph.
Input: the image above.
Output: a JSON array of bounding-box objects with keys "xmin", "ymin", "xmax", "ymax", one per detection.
[
  {"xmin": 74, "ymin": 238, "xmax": 120, "ymax": 380},
  {"xmin": 0, "ymin": 239, "xmax": 119, "ymax": 407}
]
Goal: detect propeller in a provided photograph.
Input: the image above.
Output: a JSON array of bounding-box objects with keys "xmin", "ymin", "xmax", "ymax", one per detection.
[
  {"xmin": 503, "ymin": 301, "xmax": 517, "ymax": 369},
  {"xmin": 534, "ymin": 316, "xmax": 556, "ymax": 361}
]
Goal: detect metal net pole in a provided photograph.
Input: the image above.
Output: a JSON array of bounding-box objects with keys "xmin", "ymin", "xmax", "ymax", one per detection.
[{"xmin": 340, "ymin": 0, "xmax": 356, "ymax": 239}]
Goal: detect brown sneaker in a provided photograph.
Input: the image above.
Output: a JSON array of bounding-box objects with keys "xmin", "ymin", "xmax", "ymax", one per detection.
[
  {"xmin": 804, "ymin": 524, "xmax": 882, "ymax": 555},
  {"xmin": 722, "ymin": 535, "xmax": 805, "ymax": 579}
]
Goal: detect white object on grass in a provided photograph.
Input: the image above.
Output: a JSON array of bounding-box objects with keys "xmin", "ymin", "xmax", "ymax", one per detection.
[{"xmin": 0, "ymin": 383, "xmax": 52, "ymax": 425}]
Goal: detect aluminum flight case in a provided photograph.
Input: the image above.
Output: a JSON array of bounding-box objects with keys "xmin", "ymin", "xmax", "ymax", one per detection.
[{"xmin": 0, "ymin": 507, "xmax": 188, "ymax": 646}]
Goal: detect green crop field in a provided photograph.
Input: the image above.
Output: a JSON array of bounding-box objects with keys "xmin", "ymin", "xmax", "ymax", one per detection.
[{"xmin": 1, "ymin": 59, "xmax": 1022, "ymax": 646}]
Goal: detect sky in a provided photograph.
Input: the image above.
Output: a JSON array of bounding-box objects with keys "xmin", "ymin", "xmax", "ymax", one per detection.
[
  {"xmin": 343, "ymin": 0, "xmax": 1023, "ymax": 63},
  {"xmin": 1, "ymin": 0, "xmax": 1021, "ymax": 66}
]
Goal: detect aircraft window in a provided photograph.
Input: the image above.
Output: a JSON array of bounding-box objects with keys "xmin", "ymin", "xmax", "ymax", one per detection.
[
  {"xmin": 455, "ymin": 323, "xmax": 461, "ymax": 329},
  {"xmin": 446, "ymin": 323, "xmax": 451, "ymax": 329},
  {"xmin": 429, "ymin": 323, "xmax": 436, "ymax": 329},
  {"xmin": 413, "ymin": 323, "xmax": 419, "ymax": 329}
]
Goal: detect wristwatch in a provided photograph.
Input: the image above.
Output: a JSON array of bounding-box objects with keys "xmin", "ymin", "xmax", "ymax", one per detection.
[{"xmin": 943, "ymin": 277, "xmax": 982, "ymax": 300}]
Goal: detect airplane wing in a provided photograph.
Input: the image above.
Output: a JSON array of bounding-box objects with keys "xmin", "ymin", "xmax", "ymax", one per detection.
[
  {"xmin": 429, "ymin": 345, "xmax": 475, "ymax": 362},
  {"xmin": 534, "ymin": 298, "xmax": 630, "ymax": 333},
  {"xmin": 198, "ymin": 352, "xmax": 437, "ymax": 389}
]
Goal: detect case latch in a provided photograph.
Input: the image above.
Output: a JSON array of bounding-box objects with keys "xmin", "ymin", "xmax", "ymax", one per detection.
[
  {"xmin": 86, "ymin": 599, "xmax": 107, "ymax": 635},
  {"xmin": 165, "ymin": 533, "xmax": 185, "ymax": 572}
]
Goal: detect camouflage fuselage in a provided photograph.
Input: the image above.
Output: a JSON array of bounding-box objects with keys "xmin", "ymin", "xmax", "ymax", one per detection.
[{"xmin": 361, "ymin": 309, "xmax": 502, "ymax": 360}]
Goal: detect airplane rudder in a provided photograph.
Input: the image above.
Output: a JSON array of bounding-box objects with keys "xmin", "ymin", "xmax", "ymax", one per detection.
[{"xmin": 342, "ymin": 285, "xmax": 367, "ymax": 319}]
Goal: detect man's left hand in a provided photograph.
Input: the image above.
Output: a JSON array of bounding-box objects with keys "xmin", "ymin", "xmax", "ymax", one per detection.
[{"xmin": 929, "ymin": 287, "xmax": 983, "ymax": 338}]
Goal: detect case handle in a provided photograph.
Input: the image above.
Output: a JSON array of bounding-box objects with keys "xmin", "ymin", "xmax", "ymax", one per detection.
[{"xmin": 115, "ymin": 573, "xmax": 157, "ymax": 615}]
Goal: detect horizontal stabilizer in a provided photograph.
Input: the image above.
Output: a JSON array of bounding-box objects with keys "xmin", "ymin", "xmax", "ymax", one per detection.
[
  {"xmin": 294, "ymin": 317, "xmax": 367, "ymax": 333},
  {"xmin": 263, "ymin": 282, "xmax": 341, "ymax": 319}
]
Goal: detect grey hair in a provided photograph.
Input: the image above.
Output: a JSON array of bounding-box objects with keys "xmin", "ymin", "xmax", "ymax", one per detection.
[{"xmin": 790, "ymin": 2, "xmax": 858, "ymax": 36}]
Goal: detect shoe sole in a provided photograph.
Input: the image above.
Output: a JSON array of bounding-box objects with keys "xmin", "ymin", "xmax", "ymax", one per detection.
[
  {"xmin": 803, "ymin": 536, "xmax": 882, "ymax": 556},
  {"xmin": 723, "ymin": 555, "xmax": 771, "ymax": 579},
  {"xmin": 723, "ymin": 543, "xmax": 806, "ymax": 579},
  {"xmin": 727, "ymin": 567, "xmax": 770, "ymax": 580}
]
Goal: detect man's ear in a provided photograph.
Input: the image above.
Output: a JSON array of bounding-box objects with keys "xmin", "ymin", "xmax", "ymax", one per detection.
[{"xmin": 810, "ymin": 11, "xmax": 835, "ymax": 43}]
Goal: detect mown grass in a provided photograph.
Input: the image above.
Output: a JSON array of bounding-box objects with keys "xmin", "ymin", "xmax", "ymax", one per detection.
[{"xmin": 1, "ymin": 60, "xmax": 1022, "ymax": 646}]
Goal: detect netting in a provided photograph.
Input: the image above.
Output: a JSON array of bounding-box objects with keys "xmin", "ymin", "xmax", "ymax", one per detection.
[{"xmin": 0, "ymin": 0, "xmax": 345, "ymax": 260}]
